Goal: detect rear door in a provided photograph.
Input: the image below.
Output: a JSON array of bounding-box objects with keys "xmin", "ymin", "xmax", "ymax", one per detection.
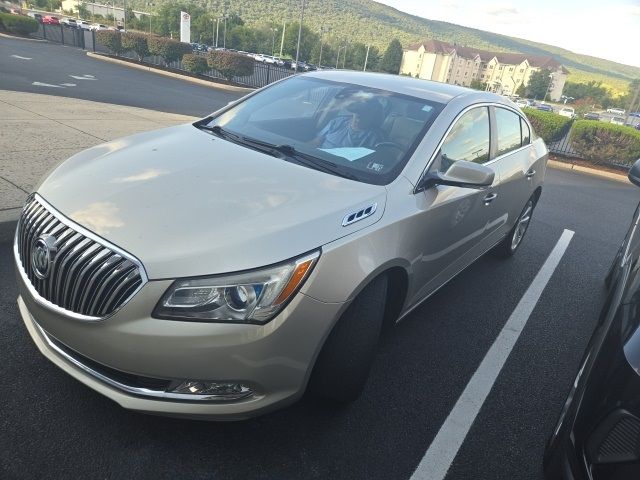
[{"xmin": 488, "ymin": 106, "xmax": 540, "ymax": 237}]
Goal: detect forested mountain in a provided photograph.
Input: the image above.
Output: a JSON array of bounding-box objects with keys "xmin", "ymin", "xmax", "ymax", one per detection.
[{"xmin": 127, "ymin": 0, "xmax": 639, "ymax": 95}]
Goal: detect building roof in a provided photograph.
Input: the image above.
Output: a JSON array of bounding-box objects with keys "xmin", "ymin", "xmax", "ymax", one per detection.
[{"xmin": 407, "ymin": 39, "xmax": 568, "ymax": 73}]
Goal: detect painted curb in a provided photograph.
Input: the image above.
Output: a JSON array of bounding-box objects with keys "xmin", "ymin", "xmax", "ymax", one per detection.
[
  {"xmin": 548, "ymin": 159, "xmax": 629, "ymax": 184},
  {"xmin": 86, "ymin": 52, "xmax": 255, "ymax": 93}
]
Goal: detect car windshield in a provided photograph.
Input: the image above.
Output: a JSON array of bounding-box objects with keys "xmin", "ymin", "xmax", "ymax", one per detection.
[{"xmin": 202, "ymin": 76, "xmax": 444, "ymax": 185}]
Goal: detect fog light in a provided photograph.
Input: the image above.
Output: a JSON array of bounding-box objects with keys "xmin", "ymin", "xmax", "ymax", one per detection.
[{"xmin": 170, "ymin": 380, "xmax": 253, "ymax": 401}]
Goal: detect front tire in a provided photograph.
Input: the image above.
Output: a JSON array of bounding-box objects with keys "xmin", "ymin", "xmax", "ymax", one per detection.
[
  {"xmin": 493, "ymin": 195, "xmax": 535, "ymax": 258},
  {"xmin": 307, "ymin": 275, "xmax": 388, "ymax": 403}
]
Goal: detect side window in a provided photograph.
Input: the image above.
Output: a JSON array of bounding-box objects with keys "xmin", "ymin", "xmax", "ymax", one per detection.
[
  {"xmin": 495, "ymin": 107, "xmax": 523, "ymax": 156},
  {"xmin": 437, "ymin": 107, "xmax": 490, "ymax": 173},
  {"xmin": 521, "ymin": 117, "xmax": 531, "ymax": 144}
]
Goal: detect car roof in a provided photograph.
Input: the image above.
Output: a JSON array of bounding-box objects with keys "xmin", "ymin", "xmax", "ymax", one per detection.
[{"xmin": 303, "ymin": 70, "xmax": 501, "ymax": 104}]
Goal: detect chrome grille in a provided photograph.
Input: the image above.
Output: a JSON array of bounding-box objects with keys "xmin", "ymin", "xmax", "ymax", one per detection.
[{"xmin": 15, "ymin": 195, "xmax": 146, "ymax": 319}]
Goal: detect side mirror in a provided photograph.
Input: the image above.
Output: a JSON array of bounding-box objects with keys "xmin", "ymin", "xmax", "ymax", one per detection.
[
  {"xmin": 418, "ymin": 160, "xmax": 495, "ymax": 192},
  {"xmin": 629, "ymin": 159, "xmax": 640, "ymax": 187}
]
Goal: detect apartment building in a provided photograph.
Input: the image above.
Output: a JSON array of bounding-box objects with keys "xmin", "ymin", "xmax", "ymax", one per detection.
[{"xmin": 401, "ymin": 39, "xmax": 568, "ymax": 101}]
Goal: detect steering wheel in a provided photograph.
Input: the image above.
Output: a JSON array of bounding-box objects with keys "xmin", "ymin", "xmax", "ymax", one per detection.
[{"xmin": 374, "ymin": 141, "xmax": 404, "ymax": 152}]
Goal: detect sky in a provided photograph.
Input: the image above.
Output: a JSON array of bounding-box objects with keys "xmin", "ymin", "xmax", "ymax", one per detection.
[{"xmin": 376, "ymin": 0, "xmax": 640, "ymax": 68}]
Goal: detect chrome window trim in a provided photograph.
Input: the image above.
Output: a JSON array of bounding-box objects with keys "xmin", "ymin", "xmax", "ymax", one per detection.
[
  {"xmin": 413, "ymin": 102, "xmax": 532, "ymax": 193},
  {"xmin": 33, "ymin": 321, "xmax": 254, "ymax": 403},
  {"xmin": 14, "ymin": 193, "xmax": 149, "ymax": 322}
]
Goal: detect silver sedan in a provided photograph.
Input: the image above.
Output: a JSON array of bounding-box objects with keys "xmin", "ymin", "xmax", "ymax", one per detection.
[{"xmin": 14, "ymin": 71, "xmax": 547, "ymax": 419}]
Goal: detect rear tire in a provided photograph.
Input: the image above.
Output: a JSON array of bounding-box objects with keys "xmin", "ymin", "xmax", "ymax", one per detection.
[
  {"xmin": 493, "ymin": 195, "xmax": 536, "ymax": 258},
  {"xmin": 307, "ymin": 275, "xmax": 388, "ymax": 403}
]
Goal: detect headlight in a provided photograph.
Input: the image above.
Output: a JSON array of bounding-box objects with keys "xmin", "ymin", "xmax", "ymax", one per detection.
[{"xmin": 153, "ymin": 250, "xmax": 320, "ymax": 323}]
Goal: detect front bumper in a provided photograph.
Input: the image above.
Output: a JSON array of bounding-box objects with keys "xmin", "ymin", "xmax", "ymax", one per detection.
[{"xmin": 17, "ymin": 269, "xmax": 346, "ymax": 420}]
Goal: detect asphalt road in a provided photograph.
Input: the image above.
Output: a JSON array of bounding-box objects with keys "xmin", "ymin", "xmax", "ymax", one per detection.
[
  {"xmin": 2, "ymin": 36, "xmax": 639, "ymax": 479},
  {"xmin": 0, "ymin": 167, "xmax": 637, "ymax": 480},
  {"xmin": 0, "ymin": 36, "xmax": 241, "ymax": 116}
]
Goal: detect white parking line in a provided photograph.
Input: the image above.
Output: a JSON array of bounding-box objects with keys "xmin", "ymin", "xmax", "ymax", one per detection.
[
  {"xmin": 11, "ymin": 55, "xmax": 32, "ymax": 60},
  {"xmin": 410, "ymin": 229, "xmax": 575, "ymax": 480}
]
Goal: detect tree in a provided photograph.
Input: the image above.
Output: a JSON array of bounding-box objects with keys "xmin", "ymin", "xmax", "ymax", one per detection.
[
  {"xmin": 207, "ymin": 50, "xmax": 254, "ymax": 80},
  {"xmin": 515, "ymin": 83, "xmax": 526, "ymax": 97},
  {"xmin": 182, "ymin": 53, "xmax": 208, "ymax": 74},
  {"xmin": 470, "ymin": 79, "xmax": 487, "ymax": 91},
  {"xmin": 281, "ymin": 23, "xmax": 319, "ymax": 61},
  {"xmin": 380, "ymin": 38, "xmax": 402, "ymax": 74},
  {"xmin": 148, "ymin": 36, "xmax": 191, "ymax": 66},
  {"xmin": 527, "ymin": 68, "xmax": 552, "ymax": 100},
  {"xmin": 121, "ymin": 32, "xmax": 149, "ymax": 61}
]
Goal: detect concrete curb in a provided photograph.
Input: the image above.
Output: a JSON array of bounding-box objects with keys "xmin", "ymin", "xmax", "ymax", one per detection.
[
  {"xmin": 0, "ymin": 32, "xmax": 47, "ymax": 42},
  {"xmin": 548, "ymin": 159, "xmax": 630, "ymax": 184},
  {"xmin": 86, "ymin": 52, "xmax": 255, "ymax": 93}
]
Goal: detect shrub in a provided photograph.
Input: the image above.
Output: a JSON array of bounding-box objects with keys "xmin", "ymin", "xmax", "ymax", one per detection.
[
  {"xmin": 523, "ymin": 109, "xmax": 573, "ymax": 143},
  {"xmin": 148, "ymin": 36, "xmax": 191, "ymax": 66},
  {"xmin": 207, "ymin": 51, "xmax": 253, "ymax": 80},
  {"xmin": 95, "ymin": 30, "xmax": 123, "ymax": 56},
  {"xmin": 121, "ymin": 32, "xmax": 149, "ymax": 61},
  {"xmin": 182, "ymin": 53, "xmax": 208, "ymax": 74},
  {"xmin": 570, "ymin": 120, "xmax": 640, "ymax": 166},
  {"xmin": 0, "ymin": 13, "xmax": 39, "ymax": 35}
]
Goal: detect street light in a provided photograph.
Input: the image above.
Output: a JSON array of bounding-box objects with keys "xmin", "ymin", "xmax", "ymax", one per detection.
[
  {"xmin": 270, "ymin": 27, "xmax": 277, "ymax": 56},
  {"xmin": 294, "ymin": 0, "xmax": 306, "ymax": 66},
  {"xmin": 223, "ymin": 14, "xmax": 229, "ymax": 49},
  {"xmin": 318, "ymin": 26, "xmax": 330, "ymax": 68},
  {"xmin": 363, "ymin": 44, "xmax": 371, "ymax": 71},
  {"xmin": 335, "ymin": 46, "xmax": 344, "ymax": 69}
]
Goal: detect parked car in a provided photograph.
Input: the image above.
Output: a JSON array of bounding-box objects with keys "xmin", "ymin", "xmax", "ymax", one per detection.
[
  {"xmin": 14, "ymin": 72, "xmax": 548, "ymax": 419},
  {"xmin": 42, "ymin": 15, "xmax": 60, "ymax": 25},
  {"xmin": 60, "ymin": 18, "xmax": 77, "ymax": 28},
  {"xmin": 89, "ymin": 23, "xmax": 108, "ymax": 31},
  {"xmin": 537, "ymin": 104, "xmax": 554, "ymax": 112},
  {"xmin": 515, "ymin": 99, "xmax": 530, "ymax": 108},
  {"xmin": 544, "ymin": 158, "xmax": 640, "ymax": 479},
  {"xmin": 610, "ymin": 116, "xmax": 625, "ymax": 125},
  {"xmin": 607, "ymin": 108, "xmax": 625, "ymax": 115},
  {"xmin": 629, "ymin": 112, "xmax": 640, "ymax": 118},
  {"xmin": 558, "ymin": 107, "xmax": 575, "ymax": 119},
  {"xmin": 77, "ymin": 20, "xmax": 92, "ymax": 30},
  {"xmin": 584, "ymin": 112, "xmax": 601, "ymax": 120},
  {"xmin": 27, "ymin": 12, "xmax": 43, "ymax": 23}
]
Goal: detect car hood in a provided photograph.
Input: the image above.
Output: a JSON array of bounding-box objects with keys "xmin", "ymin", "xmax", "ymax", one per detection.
[{"xmin": 37, "ymin": 124, "xmax": 387, "ymax": 279}]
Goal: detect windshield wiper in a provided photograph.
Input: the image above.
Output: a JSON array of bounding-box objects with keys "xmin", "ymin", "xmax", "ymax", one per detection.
[
  {"xmin": 238, "ymin": 136, "xmax": 359, "ymax": 181},
  {"xmin": 194, "ymin": 123, "xmax": 241, "ymax": 141}
]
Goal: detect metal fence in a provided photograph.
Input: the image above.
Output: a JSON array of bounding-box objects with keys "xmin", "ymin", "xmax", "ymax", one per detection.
[{"xmin": 31, "ymin": 26, "xmax": 294, "ymax": 89}]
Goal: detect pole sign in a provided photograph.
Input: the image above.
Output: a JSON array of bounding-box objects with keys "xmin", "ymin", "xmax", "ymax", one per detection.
[{"xmin": 180, "ymin": 11, "xmax": 191, "ymax": 43}]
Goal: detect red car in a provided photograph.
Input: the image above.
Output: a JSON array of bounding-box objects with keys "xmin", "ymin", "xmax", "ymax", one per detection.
[{"xmin": 42, "ymin": 15, "xmax": 60, "ymax": 25}]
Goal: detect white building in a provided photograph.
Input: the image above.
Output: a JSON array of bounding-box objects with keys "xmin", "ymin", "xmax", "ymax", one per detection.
[{"xmin": 401, "ymin": 39, "xmax": 568, "ymax": 101}]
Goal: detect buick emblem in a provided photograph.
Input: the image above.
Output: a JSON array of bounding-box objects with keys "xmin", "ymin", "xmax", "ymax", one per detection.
[{"xmin": 31, "ymin": 234, "xmax": 57, "ymax": 279}]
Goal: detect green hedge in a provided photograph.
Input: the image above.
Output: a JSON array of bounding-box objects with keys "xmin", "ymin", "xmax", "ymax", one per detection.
[
  {"xmin": 523, "ymin": 109, "xmax": 573, "ymax": 144},
  {"xmin": 570, "ymin": 120, "xmax": 640, "ymax": 166},
  {"xmin": 182, "ymin": 53, "xmax": 209, "ymax": 74},
  {"xmin": 95, "ymin": 30, "xmax": 123, "ymax": 56},
  {"xmin": 0, "ymin": 13, "xmax": 39, "ymax": 35},
  {"xmin": 121, "ymin": 32, "xmax": 149, "ymax": 61},
  {"xmin": 207, "ymin": 51, "xmax": 253, "ymax": 80},
  {"xmin": 148, "ymin": 36, "xmax": 191, "ymax": 66}
]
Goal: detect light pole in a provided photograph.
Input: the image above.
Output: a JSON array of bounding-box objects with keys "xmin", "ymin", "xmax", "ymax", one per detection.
[
  {"xmin": 223, "ymin": 14, "xmax": 228, "ymax": 49},
  {"xmin": 363, "ymin": 44, "xmax": 371, "ymax": 71},
  {"xmin": 215, "ymin": 18, "xmax": 220, "ymax": 47},
  {"xmin": 318, "ymin": 26, "xmax": 329, "ymax": 68},
  {"xmin": 342, "ymin": 42, "xmax": 349, "ymax": 69},
  {"xmin": 123, "ymin": 0, "xmax": 126, "ymax": 31},
  {"xmin": 279, "ymin": 20, "xmax": 286, "ymax": 57},
  {"xmin": 543, "ymin": 73, "xmax": 554, "ymax": 103},
  {"xmin": 294, "ymin": 0, "xmax": 306, "ymax": 66},
  {"xmin": 270, "ymin": 27, "xmax": 276, "ymax": 55}
]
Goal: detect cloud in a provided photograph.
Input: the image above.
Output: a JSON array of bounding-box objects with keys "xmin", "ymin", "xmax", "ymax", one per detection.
[
  {"xmin": 440, "ymin": 0, "xmax": 460, "ymax": 8},
  {"xmin": 484, "ymin": 4, "xmax": 519, "ymax": 16}
]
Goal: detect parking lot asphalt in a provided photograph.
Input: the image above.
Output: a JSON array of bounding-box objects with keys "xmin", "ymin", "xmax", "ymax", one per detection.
[
  {"xmin": 2, "ymin": 36, "xmax": 639, "ymax": 479},
  {"xmin": 0, "ymin": 167, "xmax": 637, "ymax": 480},
  {"xmin": 0, "ymin": 36, "xmax": 242, "ymax": 116}
]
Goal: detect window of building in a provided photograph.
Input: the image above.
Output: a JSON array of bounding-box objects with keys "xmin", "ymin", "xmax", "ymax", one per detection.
[
  {"xmin": 498, "ymin": 65, "xmax": 503, "ymax": 70},
  {"xmin": 519, "ymin": 68, "xmax": 524, "ymax": 73}
]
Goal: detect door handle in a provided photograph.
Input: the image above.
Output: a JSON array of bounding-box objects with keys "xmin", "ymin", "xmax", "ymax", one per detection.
[
  {"xmin": 483, "ymin": 192, "xmax": 498, "ymax": 205},
  {"xmin": 526, "ymin": 169, "xmax": 536, "ymax": 179}
]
